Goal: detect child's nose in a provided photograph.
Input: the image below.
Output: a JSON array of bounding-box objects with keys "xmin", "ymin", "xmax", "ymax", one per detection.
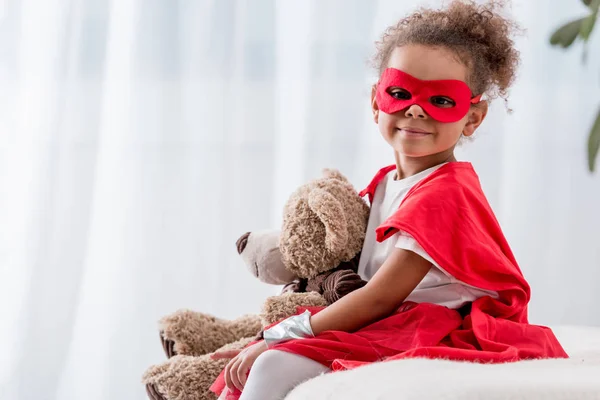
[{"xmin": 404, "ymin": 104, "xmax": 427, "ymax": 119}]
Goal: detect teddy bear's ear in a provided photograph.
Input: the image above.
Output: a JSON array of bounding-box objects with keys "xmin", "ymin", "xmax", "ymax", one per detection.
[
  {"xmin": 308, "ymin": 188, "xmax": 348, "ymax": 255},
  {"xmin": 321, "ymin": 168, "xmax": 348, "ymax": 183}
]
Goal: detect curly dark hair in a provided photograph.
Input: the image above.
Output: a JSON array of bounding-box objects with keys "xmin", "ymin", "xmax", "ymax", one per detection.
[{"xmin": 372, "ymin": 0, "xmax": 521, "ymax": 101}]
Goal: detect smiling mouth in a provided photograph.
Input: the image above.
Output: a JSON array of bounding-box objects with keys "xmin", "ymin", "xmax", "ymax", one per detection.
[{"xmin": 398, "ymin": 128, "xmax": 432, "ymax": 136}]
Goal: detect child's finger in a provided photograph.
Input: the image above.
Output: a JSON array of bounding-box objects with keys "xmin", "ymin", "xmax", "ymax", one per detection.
[
  {"xmin": 229, "ymin": 358, "xmax": 245, "ymax": 392},
  {"xmin": 238, "ymin": 359, "xmax": 252, "ymax": 388},
  {"xmin": 211, "ymin": 349, "xmax": 242, "ymax": 359},
  {"xmin": 224, "ymin": 359, "xmax": 234, "ymax": 390}
]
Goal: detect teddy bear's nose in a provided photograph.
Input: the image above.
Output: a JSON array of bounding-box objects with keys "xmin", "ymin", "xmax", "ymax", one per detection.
[{"xmin": 236, "ymin": 232, "xmax": 251, "ymax": 254}]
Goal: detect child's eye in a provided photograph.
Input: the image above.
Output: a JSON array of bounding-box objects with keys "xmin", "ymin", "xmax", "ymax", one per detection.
[
  {"xmin": 387, "ymin": 88, "xmax": 411, "ymax": 100},
  {"xmin": 430, "ymin": 96, "xmax": 456, "ymax": 108}
]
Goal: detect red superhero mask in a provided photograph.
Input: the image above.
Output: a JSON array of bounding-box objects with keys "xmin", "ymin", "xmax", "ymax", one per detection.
[{"xmin": 375, "ymin": 68, "xmax": 482, "ymax": 123}]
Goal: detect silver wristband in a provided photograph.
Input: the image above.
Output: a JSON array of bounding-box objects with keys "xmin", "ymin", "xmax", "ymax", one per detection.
[{"xmin": 263, "ymin": 310, "xmax": 315, "ymax": 348}]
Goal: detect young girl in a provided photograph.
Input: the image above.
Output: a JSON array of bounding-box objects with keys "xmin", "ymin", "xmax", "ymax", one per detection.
[{"xmin": 211, "ymin": 1, "xmax": 568, "ymax": 399}]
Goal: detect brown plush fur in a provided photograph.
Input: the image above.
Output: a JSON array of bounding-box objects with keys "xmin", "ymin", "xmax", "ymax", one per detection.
[
  {"xmin": 143, "ymin": 337, "xmax": 254, "ymax": 400},
  {"xmin": 159, "ymin": 310, "xmax": 262, "ymax": 356},
  {"xmin": 260, "ymin": 292, "xmax": 328, "ymax": 326},
  {"xmin": 280, "ymin": 169, "xmax": 370, "ymax": 279},
  {"xmin": 143, "ymin": 168, "xmax": 370, "ymax": 400}
]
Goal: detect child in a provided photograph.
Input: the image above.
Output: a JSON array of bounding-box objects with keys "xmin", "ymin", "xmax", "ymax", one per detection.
[{"xmin": 211, "ymin": 1, "xmax": 568, "ymax": 399}]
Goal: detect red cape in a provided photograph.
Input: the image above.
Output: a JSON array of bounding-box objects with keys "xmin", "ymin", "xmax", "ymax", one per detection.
[{"xmin": 211, "ymin": 162, "xmax": 567, "ymax": 398}]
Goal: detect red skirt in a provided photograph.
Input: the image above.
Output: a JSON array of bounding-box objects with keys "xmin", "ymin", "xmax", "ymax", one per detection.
[{"xmin": 210, "ymin": 302, "xmax": 567, "ymax": 399}]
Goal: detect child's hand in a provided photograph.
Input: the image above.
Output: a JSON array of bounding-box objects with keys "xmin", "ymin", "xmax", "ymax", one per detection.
[{"xmin": 211, "ymin": 340, "xmax": 269, "ymax": 392}]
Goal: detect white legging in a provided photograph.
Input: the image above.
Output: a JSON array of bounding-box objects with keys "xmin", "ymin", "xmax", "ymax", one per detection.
[{"xmin": 219, "ymin": 350, "xmax": 331, "ymax": 400}]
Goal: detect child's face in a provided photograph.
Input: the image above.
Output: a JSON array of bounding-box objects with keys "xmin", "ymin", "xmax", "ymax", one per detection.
[{"xmin": 371, "ymin": 44, "xmax": 487, "ymax": 159}]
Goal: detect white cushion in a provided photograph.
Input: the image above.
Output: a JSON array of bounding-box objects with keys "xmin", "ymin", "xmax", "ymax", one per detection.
[{"xmin": 285, "ymin": 325, "xmax": 600, "ymax": 400}]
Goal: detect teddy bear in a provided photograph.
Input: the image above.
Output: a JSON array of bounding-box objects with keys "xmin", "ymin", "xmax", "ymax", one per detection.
[
  {"xmin": 142, "ymin": 168, "xmax": 370, "ymax": 400},
  {"xmin": 236, "ymin": 228, "xmax": 368, "ymax": 312}
]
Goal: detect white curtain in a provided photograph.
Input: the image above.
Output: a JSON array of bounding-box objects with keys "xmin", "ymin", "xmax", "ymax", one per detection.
[{"xmin": 0, "ymin": 0, "xmax": 598, "ymax": 399}]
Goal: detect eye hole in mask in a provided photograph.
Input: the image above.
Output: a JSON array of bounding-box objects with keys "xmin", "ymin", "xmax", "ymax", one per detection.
[
  {"xmin": 387, "ymin": 88, "xmax": 412, "ymax": 101},
  {"xmin": 377, "ymin": 69, "xmax": 482, "ymax": 123},
  {"xmin": 387, "ymin": 87, "xmax": 457, "ymax": 109}
]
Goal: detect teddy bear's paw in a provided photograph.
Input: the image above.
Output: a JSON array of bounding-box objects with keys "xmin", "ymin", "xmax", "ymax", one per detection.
[
  {"xmin": 213, "ymin": 336, "xmax": 255, "ymax": 353},
  {"xmin": 142, "ymin": 358, "xmax": 173, "ymax": 384},
  {"xmin": 260, "ymin": 292, "xmax": 327, "ymax": 325},
  {"xmin": 228, "ymin": 314, "xmax": 263, "ymax": 339},
  {"xmin": 145, "ymin": 383, "xmax": 168, "ymax": 400},
  {"xmin": 142, "ymin": 355, "xmax": 222, "ymax": 400},
  {"xmin": 159, "ymin": 309, "xmax": 230, "ymax": 356},
  {"xmin": 160, "ymin": 331, "xmax": 177, "ymax": 358}
]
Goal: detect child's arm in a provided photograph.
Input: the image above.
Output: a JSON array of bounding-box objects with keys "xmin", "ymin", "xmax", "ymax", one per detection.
[
  {"xmin": 215, "ymin": 248, "xmax": 431, "ymax": 392},
  {"xmin": 310, "ymin": 248, "xmax": 431, "ymax": 335}
]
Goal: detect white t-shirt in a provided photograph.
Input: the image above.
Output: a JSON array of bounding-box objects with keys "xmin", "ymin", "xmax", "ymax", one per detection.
[{"xmin": 357, "ymin": 165, "xmax": 498, "ymax": 309}]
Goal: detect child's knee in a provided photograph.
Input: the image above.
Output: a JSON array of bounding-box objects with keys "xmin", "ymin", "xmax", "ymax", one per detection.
[
  {"xmin": 242, "ymin": 350, "xmax": 329, "ymax": 400},
  {"xmin": 252, "ymin": 350, "xmax": 289, "ymax": 375}
]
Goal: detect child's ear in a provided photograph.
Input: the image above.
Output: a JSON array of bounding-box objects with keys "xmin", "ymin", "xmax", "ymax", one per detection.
[
  {"xmin": 371, "ymin": 84, "xmax": 379, "ymax": 124},
  {"xmin": 463, "ymin": 100, "xmax": 488, "ymax": 137}
]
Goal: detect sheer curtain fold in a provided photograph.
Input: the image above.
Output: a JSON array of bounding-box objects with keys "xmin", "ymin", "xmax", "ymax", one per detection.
[{"xmin": 0, "ymin": 1, "xmax": 598, "ymax": 399}]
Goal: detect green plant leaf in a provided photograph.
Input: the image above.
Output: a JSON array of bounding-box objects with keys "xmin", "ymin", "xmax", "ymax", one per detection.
[
  {"xmin": 550, "ymin": 18, "xmax": 586, "ymax": 47},
  {"xmin": 587, "ymin": 107, "xmax": 600, "ymax": 172},
  {"xmin": 580, "ymin": 0, "xmax": 600, "ymax": 41},
  {"xmin": 580, "ymin": 12, "xmax": 597, "ymax": 40}
]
